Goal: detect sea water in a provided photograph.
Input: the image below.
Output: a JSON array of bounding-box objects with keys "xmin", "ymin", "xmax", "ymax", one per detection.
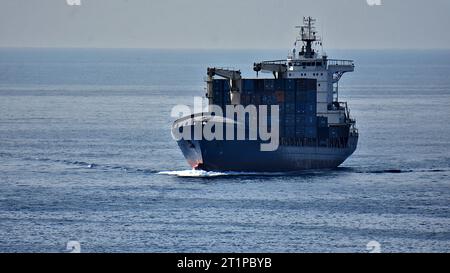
[{"xmin": 0, "ymin": 48, "xmax": 449, "ymax": 252}]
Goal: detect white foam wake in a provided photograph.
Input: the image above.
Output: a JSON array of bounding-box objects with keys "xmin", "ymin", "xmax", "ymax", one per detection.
[
  {"xmin": 158, "ymin": 169, "xmax": 291, "ymax": 177},
  {"xmin": 158, "ymin": 169, "xmax": 230, "ymax": 177}
]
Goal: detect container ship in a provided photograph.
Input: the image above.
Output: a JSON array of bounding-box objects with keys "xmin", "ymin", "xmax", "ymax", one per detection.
[{"xmin": 172, "ymin": 17, "xmax": 358, "ymax": 172}]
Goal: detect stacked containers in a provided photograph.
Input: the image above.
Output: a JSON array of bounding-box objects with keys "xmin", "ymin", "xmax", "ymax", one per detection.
[
  {"xmin": 274, "ymin": 80, "xmax": 285, "ymax": 134},
  {"xmin": 212, "ymin": 79, "xmax": 232, "ymax": 108},
  {"xmin": 213, "ymin": 78, "xmax": 318, "ymax": 142},
  {"xmin": 317, "ymin": 116, "xmax": 329, "ymax": 146},
  {"xmin": 212, "ymin": 79, "xmax": 224, "ymax": 107},
  {"xmin": 223, "ymin": 80, "xmax": 231, "ymax": 106},
  {"xmin": 295, "ymin": 79, "xmax": 317, "ymax": 138},
  {"xmin": 284, "ymin": 79, "xmax": 296, "ymax": 138}
]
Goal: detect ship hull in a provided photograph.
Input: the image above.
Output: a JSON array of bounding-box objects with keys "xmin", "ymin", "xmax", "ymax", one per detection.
[{"xmin": 175, "ymin": 122, "xmax": 358, "ymax": 172}]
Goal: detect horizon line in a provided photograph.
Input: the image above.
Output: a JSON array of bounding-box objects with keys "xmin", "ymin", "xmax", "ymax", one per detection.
[{"xmin": 1, "ymin": 46, "xmax": 450, "ymax": 51}]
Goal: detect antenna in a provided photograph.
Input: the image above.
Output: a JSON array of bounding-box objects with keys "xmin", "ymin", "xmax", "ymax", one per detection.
[
  {"xmin": 321, "ymin": 18, "xmax": 325, "ymax": 56},
  {"xmin": 293, "ymin": 17, "xmax": 324, "ymax": 59}
]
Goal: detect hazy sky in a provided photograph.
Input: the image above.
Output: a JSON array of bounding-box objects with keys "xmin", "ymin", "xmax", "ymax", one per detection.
[{"xmin": 0, "ymin": 0, "xmax": 449, "ymax": 49}]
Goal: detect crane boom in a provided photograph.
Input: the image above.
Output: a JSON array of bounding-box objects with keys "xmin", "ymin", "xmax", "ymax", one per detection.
[
  {"xmin": 253, "ymin": 61, "xmax": 287, "ymax": 79},
  {"xmin": 206, "ymin": 67, "xmax": 242, "ymax": 105}
]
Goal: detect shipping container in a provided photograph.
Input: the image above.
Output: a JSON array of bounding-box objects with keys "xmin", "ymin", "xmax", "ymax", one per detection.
[
  {"xmin": 274, "ymin": 79, "xmax": 284, "ymax": 90},
  {"xmin": 278, "ymin": 103, "xmax": 285, "ymax": 114},
  {"xmin": 255, "ymin": 79, "xmax": 265, "ymax": 92},
  {"xmin": 317, "ymin": 116, "xmax": 328, "ymax": 128},
  {"xmin": 224, "ymin": 93, "xmax": 231, "ymax": 105},
  {"xmin": 305, "ymin": 103, "xmax": 317, "ymax": 115},
  {"xmin": 285, "ymin": 102, "xmax": 296, "ymax": 113},
  {"xmin": 285, "ymin": 114, "xmax": 295, "ymax": 127},
  {"xmin": 305, "ymin": 115, "xmax": 317, "ymax": 126},
  {"xmin": 285, "ymin": 126, "xmax": 296, "ymax": 137},
  {"xmin": 306, "ymin": 90, "xmax": 317, "ymax": 103},
  {"xmin": 285, "ymin": 91, "xmax": 295, "ymax": 102},
  {"xmin": 275, "ymin": 91, "xmax": 285, "ymax": 103},
  {"xmin": 296, "ymin": 79, "xmax": 306, "ymax": 91},
  {"xmin": 261, "ymin": 92, "xmax": 278, "ymax": 105},
  {"xmin": 305, "ymin": 126, "xmax": 317, "ymax": 138},
  {"xmin": 297, "ymin": 79, "xmax": 317, "ymax": 91},
  {"xmin": 278, "ymin": 116, "xmax": 285, "ymax": 126},
  {"xmin": 286, "ymin": 79, "xmax": 296, "ymax": 91},
  {"xmin": 317, "ymin": 127, "xmax": 329, "ymax": 140},
  {"xmin": 242, "ymin": 79, "xmax": 255, "ymax": 92},
  {"xmin": 212, "ymin": 78, "xmax": 320, "ymax": 129},
  {"xmin": 213, "ymin": 79, "xmax": 224, "ymax": 91},
  {"xmin": 264, "ymin": 79, "xmax": 275, "ymax": 91},
  {"xmin": 294, "ymin": 115, "xmax": 316, "ymax": 127},
  {"xmin": 296, "ymin": 91, "xmax": 307, "ymax": 102},
  {"xmin": 295, "ymin": 103, "xmax": 306, "ymax": 115},
  {"xmin": 306, "ymin": 79, "xmax": 317, "ymax": 91},
  {"xmin": 224, "ymin": 81, "xmax": 230, "ymax": 91},
  {"xmin": 295, "ymin": 126, "xmax": 305, "ymax": 137},
  {"xmin": 250, "ymin": 95, "xmax": 261, "ymax": 105},
  {"xmin": 295, "ymin": 116, "xmax": 306, "ymax": 127}
]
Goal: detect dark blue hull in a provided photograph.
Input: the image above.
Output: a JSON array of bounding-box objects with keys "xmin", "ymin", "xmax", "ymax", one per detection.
[{"xmin": 176, "ymin": 130, "xmax": 358, "ymax": 172}]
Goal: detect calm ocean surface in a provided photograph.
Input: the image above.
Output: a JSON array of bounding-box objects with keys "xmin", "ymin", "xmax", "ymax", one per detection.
[{"xmin": 0, "ymin": 48, "xmax": 449, "ymax": 253}]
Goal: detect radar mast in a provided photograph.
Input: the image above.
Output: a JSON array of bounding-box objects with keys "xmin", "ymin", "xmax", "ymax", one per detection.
[{"xmin": 294, "ymin": 16, "xmax": 322, "ymax": 59}]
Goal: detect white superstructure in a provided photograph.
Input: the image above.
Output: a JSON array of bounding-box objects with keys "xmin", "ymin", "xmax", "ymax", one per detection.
[{"xmin": 254, "ymin": 17, "xmax": 355, "ymax": 126}]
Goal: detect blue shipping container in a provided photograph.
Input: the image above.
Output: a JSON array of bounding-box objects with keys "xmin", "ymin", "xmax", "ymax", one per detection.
[
  {"xmin": 264, "ymin": 79, "xmax": 275, "ymax": 91},
  {"xmin": 295, "ymin": 116, "xmax": 305, "ymax": 127},
  {"xmin": 317, "ymin": 127, "xmax": 329, "ymax": 140},
  {"xmin": 285, "ymin": 126, "xmax": 296, "ymax": 137},
  {"xmin": 295, "ymin": 103, "xmax": 306, "ymax": 115},
  {"xmin": 296, "ymin": 79, "xmax": 306, "ymax": 91},
  {"xmin": 274, "ymin": 80, "xmax": 284, "ymax": 90},
  {"xmin": 296, "ymin": 91, "xmax": 307, "ymax": 102},
  {"xmin": 317, "ymin": 116, "xmax": 328, "ymax": 127},
  {"xmin": 286, "ymin": 79, "xmax": 296, "ymax": 91},
  {"xmin": 305, "ymin": 115, "xmax": 317, "ymax": 126},
  {"xmin": 213, "ymin": 79, "xmax": 224, "ymax": 91},
  {"xmin": 306, "ymin": 90, "xmax": 317, "ymax": 102},
  {"xmin": 305, "ymin": 126, "xmax": 317, "ymax": 138},
  {"xmin": 242, "ymin": 79, "xmax": 255, "ymax": 92},
  {"xmin": 305, "ymin": 103, "xmax": 317, "ymax": 115},
  {"xmin": 285, "ymin": 114, "xmax": 295, "ymax": 126},
  {"xmin": 285, "ymin": 91, "xmax": 295, "ymax": 101}
]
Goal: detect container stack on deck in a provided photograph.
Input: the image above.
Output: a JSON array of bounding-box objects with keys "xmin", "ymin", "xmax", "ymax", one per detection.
[{"xmin": 211, "ymin": 78, "xmax": 348, "ymax": 148}]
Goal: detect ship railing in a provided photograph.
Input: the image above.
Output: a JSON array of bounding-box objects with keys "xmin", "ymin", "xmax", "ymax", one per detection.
[
  {"xmin": 260, "ymin": 60, "xmax": 287, "ymax": 65},
  {"xmin": 213, "ymin": 66, "xmax": 239, "ymax": 71},
  {"xmin": 327, "ymin": 59, "xmax": 354, "ymax": 67}
]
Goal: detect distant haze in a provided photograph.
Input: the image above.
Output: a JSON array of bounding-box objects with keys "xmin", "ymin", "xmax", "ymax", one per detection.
[{"xmin": 0, "ymin": 0, "xmax": 449, "ymax": 49}]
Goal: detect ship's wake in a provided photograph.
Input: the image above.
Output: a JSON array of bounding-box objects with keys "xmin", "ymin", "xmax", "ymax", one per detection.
[
  {"xmin": 158, "ymin": 169, "xmax": 292, "ymax": 177},
  {"xmin": 158, "ymin": 167, "xmax": 450, "ymax": 178}
]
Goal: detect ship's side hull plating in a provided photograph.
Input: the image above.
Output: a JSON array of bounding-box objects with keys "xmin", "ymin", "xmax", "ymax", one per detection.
[{"xmin": 175, "ymin": 123, "xmax": 358, "ymax": 172}]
